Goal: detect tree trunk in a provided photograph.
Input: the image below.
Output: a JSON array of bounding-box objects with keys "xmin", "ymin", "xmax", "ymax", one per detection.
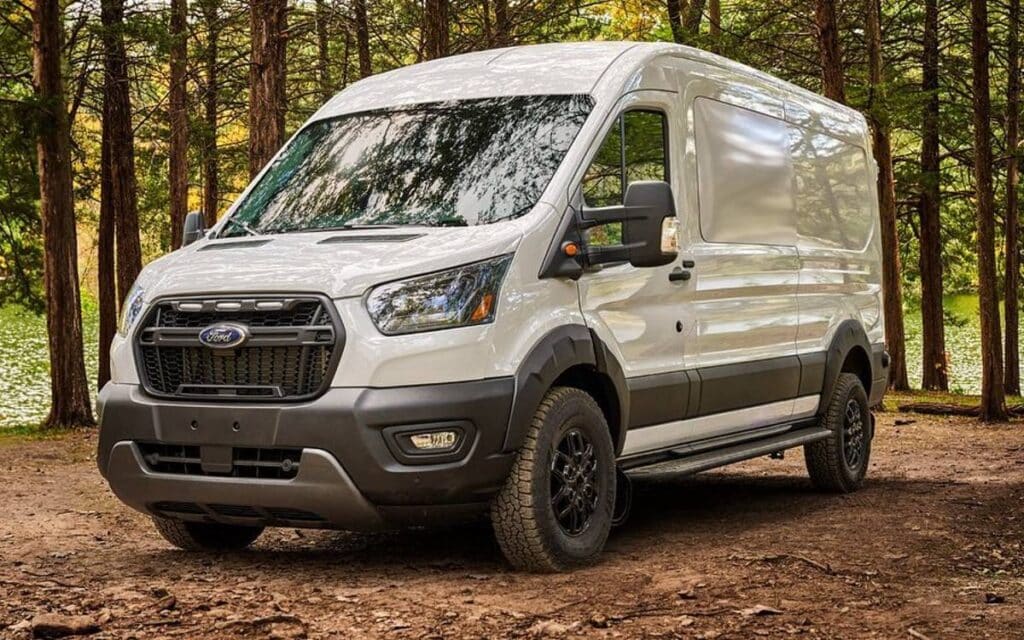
[
  {"xmin": 1005, "ymin": 0, "xmax": 1021, "ymax": 395},
  {"xmin": 201, "ymin": 0, "xmax": 219, "ymax": 227},
  {"xmin": 315, "ymin": 0, "xmax": 332, "ymax": 101},
  {"xmin": 682, "ymin": 0, "xmax": 705, "ymax": 37},
  {"xmin": 708, "ymin": 0, "xmax": 721, "ymax": 50},
  {"xmin": 353, "ymin": 0, "xmax": 371, "ymax": 78},
  {"xmin": 423, "ymin": 0, "xmax": 449, "ymax": 60},
  {"xmin": 666, "ymin": 0, "xmax": 685, "ymax": 44},
  {"xmin": 99, "ymin": 0, "xmax": 142, "ymax": 389},
  {"xmin": 97, "ymin": 124, "xmax": 114, "ymax": 391},
  {"xmin": 970, "ymin": 0, "xmax": 1008, "ymax": 421},
  {"xmin": 814, "ymin": 0, "xmax": 845, "ymax": 103},
  {"xmin": 249, "ymin": 0, "xmax": 288, "ymax": 178},
  {"xmin": 32, "ymin": 0, "xmax": 94, "ymax": 428},
  {"xmin": 494, "ymin": 0, "xmax": 510, "ymax": 46},
  {"xmin": 865, "ymin": 0, "xmax": 908, "ymax": 390},
  {"xmin": 169, "ymin": 0, "xmax": 188, "ymax": 249},
  {"xmin": 918, "ymin": 0, "xmax": 948, "ymax": 391}
]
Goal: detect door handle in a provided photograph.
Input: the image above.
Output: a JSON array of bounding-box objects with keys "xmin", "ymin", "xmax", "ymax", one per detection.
[
  {"xmin": 682, "ymin": 259, "xmax": 695, "ymax": 268},
  {"xmin": 669, "ymin": 267, "xmax": 691, "ymax": 282}
]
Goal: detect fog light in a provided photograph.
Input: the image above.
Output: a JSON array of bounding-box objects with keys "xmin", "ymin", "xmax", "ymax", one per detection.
[{"xmin": 408, "ymin": 431, "xmax": 459, "ymax": 451}]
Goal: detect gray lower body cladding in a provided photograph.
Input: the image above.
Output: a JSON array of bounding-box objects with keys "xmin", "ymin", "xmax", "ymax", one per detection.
[{"xmin": 96, "ymin": 379, "xmax": 515, "ymax": 530}]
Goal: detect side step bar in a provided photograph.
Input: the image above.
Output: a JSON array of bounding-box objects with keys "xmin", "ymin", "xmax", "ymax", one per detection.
[{"xmin": 625, "ymin": 426, "xmax": 831, "ymax": 475}]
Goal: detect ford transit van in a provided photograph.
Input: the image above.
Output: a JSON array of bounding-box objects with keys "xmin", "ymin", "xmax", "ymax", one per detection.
[{"xmin": 97, "ymin": 42, "xmax": 889, "ymax": 571}]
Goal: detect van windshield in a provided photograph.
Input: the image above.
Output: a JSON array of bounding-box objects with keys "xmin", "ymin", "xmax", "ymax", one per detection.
[{"xmin": 221, "ymin": 94, "xmax": 593, "ymax": 236}]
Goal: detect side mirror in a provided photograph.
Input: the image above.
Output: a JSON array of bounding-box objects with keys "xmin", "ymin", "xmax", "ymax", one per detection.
[
  {"xmin": 182, "ymin": 211, "xmax": 206, "ymax": 247},
  {"xmin": 581, "ymin": 180, "xmax": 678, "ymax": 268},
  {"xmin": 621, "ymin": 181, "xmax": 678, "ymax": 267}
]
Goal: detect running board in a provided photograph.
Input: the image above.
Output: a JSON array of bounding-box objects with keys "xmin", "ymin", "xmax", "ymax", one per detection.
[{"xmin": 624, "ymin": 426, "xmax": 831, "ymax": 475}]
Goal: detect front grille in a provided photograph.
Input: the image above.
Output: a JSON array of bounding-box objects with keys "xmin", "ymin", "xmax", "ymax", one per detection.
[
  {"xmin": 135, "ymin": 295, "xmax": 341, "ymax": 401},
  {"xmin": 138, "ymin": 442, "xmax": 302, "ymax": 480}
]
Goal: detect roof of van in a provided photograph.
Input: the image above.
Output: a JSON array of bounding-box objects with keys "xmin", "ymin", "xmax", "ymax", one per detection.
[{"xmin": 311, "ymin": 41, "xmax": 860, "ymax": 122}]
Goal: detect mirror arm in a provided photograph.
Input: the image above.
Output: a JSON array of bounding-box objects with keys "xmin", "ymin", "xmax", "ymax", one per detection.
[
  {"xmin": 579, "ymin": 204, "xmax": 653, "ymax": 229},
  {"xmin": 584, "ymin": 242, "xmax": 644, "ymax": 265}
]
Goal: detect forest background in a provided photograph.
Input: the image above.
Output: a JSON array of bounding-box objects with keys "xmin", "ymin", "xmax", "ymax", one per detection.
[{"xmin": 0, "ymin": 0, "xmax": 1020, "ymax": 428}]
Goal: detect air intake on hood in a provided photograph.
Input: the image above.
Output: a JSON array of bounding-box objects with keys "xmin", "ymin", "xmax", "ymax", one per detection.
[
  {"xmin": 199, "ymin": 239, "xmax": 274, "ymax": 251},
  {"xmin": 318, "ymin": 233, "xmax": 423, "ymax": 244}
]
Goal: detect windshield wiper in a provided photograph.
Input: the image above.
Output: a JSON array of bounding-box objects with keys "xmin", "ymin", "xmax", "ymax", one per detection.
[{"xmin": 221, "ymin": 217, "xmax": 263, "ymax": 237}]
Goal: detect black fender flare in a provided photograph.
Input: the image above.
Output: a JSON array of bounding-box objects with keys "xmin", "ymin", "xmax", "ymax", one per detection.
[
  {"xmin": 503, "ymin": 325, "xmax": 630, "ymax": 454},
  {"xmin": 820, "ymin": 319, "xmax": 874, "ymax": 416}
]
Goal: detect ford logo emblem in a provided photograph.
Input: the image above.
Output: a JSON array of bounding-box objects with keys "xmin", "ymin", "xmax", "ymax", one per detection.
[{"xmin": 198, "ymin": 323, "xmax": 250, "ymax": 349}]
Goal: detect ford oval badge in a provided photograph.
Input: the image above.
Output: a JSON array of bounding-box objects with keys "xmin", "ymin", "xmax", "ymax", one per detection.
[{"xmin": 198, "ymin": 323, "xmax": 250, "ymax": 349}]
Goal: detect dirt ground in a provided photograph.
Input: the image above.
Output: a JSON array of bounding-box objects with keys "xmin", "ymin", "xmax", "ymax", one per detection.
[{"xmin": 1, "ymin": 409, "xmax": 1022, "ymax": 640}]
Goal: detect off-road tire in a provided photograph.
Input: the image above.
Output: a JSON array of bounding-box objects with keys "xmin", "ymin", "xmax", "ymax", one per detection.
[
  {"xmin": 491, "ymin": 386, "xmax": 616, "ymax": 572},
  {"xmin": 151, "ymin": 517, "xmax": 263, "ymax": 551},
  {"xmin": 804, "ymin": 372, "xmax": 872, "ymax": 493}
]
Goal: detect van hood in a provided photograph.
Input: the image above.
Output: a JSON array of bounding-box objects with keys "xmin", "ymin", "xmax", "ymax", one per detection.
[{"xmin": 139, "ymin": 226, "xmax": 523, "ymax": 300}]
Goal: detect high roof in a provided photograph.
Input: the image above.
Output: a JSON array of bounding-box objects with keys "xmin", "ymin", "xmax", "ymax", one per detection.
[
  {"xmin": 311, "ymin": 42, "xmax": 673, "ymax": 118},
  {"xmin": 309, "ymin": 41, "xmax": 861, "ymax": 123}
]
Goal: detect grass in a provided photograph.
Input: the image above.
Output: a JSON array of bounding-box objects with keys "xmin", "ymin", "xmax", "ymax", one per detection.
[{"xmin": 0, "ymin": 301, "xmax": 99, "ymax": 431}]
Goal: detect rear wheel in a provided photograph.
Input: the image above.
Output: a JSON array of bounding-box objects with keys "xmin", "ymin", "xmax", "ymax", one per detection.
[
  {"xmin": 804, "ymin": 372, "xmax": 872, "ymax": 492},
  {"xmin": 151, "ymin": 517, "xmax": 263, "ymax": 551},
  {"xmin": 491, "ymin": 386, "xmax": 616, "ymax": 572}
]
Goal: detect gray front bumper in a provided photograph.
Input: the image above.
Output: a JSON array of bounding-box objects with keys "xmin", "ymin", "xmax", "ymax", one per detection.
[{"xmin": 106, "ymin": 441, "xmax": 384, "ymax": 530}]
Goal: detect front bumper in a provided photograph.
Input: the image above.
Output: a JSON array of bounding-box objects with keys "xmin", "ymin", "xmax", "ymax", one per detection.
[{"xmin": 97, "ymin": 379, "xmax": 515, "ymax": 530}]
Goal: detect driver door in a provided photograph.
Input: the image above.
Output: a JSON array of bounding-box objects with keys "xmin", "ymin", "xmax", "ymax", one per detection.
[{"xmin": 577, "ymin": 91, "xmax": 694, "ymax": 431}]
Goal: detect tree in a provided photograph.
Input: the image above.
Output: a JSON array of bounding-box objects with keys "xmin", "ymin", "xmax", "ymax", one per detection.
[
  {"xmin": 423, "ymin": 0, "xmax": 449, "ymax": 60},
  {"xmin": 1005, "ymin": 0, "xmax": 1021, "ymax": 395},
  {"xmin": 814, "ymin": 0, "xmax": 845, "ymax": 103},
  {"xmin": 494, "ymin": 0, "xmax": 510, "ymax": 46},
  {"xmin": 200, "ymin": 0, "xmax": 219, "ymax": 226},
  {"xmin": 31, "ymin": 0, "xmax": 93, "ymax": 428},
  {"xmin": 353, "ymin": 0, "xmax": 371, "ymax": 78},
  {"xmin": 918, "ymin": 0, "xmax": 947, "ymax": 391},
  {"xmin": 169, "ymin": 0, "xmax": 188, "ymax": 249},
  {"xmin": 708, "ymin": 0, "xmax": 721, "ymax": 50},
  {"xmin": 98, "ymin": 0, "xmax": 143, "ymax": 388},
  {"xmin": 250, "ymin": 0, "xmax": 288, "ymax": 177},
  {"xmin": 970, "ymin": 0, "xmax": 1007, "ymax": 420},
  {"xmin": 865, "ymin": 0, "xmax": 908, "ymax": 390},
  {"xmin": 314, "ymin": 0, "xmax": 333, "ymax": 101}
]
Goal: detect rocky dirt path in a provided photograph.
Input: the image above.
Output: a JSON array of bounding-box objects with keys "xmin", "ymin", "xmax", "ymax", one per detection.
[{"xmin": 1, "ymin": 410, "xmax": 1022, "ymax": 639}]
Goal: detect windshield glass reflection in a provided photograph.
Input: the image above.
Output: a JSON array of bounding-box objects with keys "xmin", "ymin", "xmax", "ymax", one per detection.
[{"xmin": 222, "ymin": 94, "xmax": 594, "ymax": 236}]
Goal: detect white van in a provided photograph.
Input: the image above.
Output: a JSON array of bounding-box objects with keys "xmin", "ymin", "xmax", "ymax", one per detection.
[{"xmin": 97, "ymin": 42, "xmax": 888, "ymax": 571}]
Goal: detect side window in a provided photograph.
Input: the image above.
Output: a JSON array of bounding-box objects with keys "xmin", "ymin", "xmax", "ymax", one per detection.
[
  {"xmin": 582, "ymin": 110, "xmax": 668, "ymax": 245},
  {"xmin": 694, "ymin": 97, "xmax": 796, "ymax": 245}
]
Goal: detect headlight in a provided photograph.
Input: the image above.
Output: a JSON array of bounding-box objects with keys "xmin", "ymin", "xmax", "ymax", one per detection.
[
  {"xmin": 366, "ymin": 255, "xmax": 513, "ymax": 335},
  {"xmin": 117, "ymin": 283, "xmax": 146, "ymax": 336}
]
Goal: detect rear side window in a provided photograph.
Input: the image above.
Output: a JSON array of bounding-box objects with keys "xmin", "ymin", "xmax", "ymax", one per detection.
[
  {"xmin": 694, "ymin": 97, "xmax": 796, "ymax": 245},
  {"xmin": 694, "ymin": 96, "xmax": 873, "ymax": 251},
  {"xmin": 791, "ymin": 131, "xmax": 873, "ymax": 251}
]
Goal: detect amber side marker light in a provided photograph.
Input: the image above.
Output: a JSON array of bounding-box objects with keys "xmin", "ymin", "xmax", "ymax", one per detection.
[
  {"xmin": 470, "ymin": 293, "xmax": 495, "ymax": 322},
  {"xmin": 562, "ymin": 241, "xmax": 580, "ymax": 257}
]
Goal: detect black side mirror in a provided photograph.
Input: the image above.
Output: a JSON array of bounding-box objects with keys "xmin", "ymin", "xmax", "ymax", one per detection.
[
  {"xmin": 182, "ymin": 211, "xmax": 206, "ymax": 247},
  {"xmin": 580, "ymin": 180, "xmax": 678, "ymax": 268},
  {"xmin": 621, "ymin": 181, "xmax": 678, "ymax": 267}
]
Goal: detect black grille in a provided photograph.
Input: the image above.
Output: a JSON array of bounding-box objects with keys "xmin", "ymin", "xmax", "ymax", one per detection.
[
  {"xmin": 138, "ymin": 442, "xmax": 302, "ymax": 480},
  {"xmin": 135, "ymin": 296, "xmax": 340, "ymax": 401}
]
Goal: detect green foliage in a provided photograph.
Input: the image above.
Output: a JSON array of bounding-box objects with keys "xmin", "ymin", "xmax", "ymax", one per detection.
[{"xmin": 0, "ymin": 301, "xmax": 99, "ymax": 430}]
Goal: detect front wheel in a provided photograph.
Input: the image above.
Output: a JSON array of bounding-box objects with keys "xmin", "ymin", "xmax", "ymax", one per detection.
[
  {"xmin": 491, "ymin": 386, "xmax": 616, "ymax": 572},
  {"xmin": 804, "ymin": 372, "xmax": 872, "ymax": 493}
]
